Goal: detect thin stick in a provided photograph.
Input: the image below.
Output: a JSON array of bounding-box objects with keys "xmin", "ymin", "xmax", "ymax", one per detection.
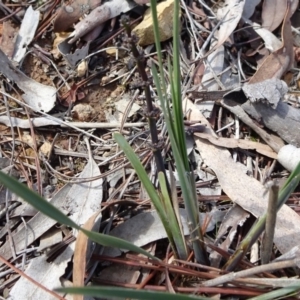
[{"xmin": 201, "ymin": 259, "xmax": 300, "ymax": 287}]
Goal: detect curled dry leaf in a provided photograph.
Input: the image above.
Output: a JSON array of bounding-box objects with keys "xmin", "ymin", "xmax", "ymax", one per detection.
[
  {"xmin": 210, "ymin": 205, "xmax": 250, "ymax": 268},
  {"xmin": 73, "ymin": 210, "xmax": 102, "ymax": 300},
  {"xmin": 277, "ymin": 144, "xmax": 300, "ymax": 172},
  {"xmin": 249, "ymin": 1, "xmax": 294, "ymax": 84},
  {"xmin": 68, "ymin": 0, "xmax": 136, "ymax": 44},
  {"xmin": 194, "ymin": 132, "xmax": 277, "ymax": 159},
  {"xmin": 250, "ymin": 21, "xmax": 282, "ymax": 52},
  {"xmin": 54, "ymin": 0, "xmax": 102, "ymax": 32}
]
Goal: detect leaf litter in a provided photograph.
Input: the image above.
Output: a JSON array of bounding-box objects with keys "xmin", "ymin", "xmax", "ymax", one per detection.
[{"xmin": 0, "ymin": 0, "xmax": 300, "ymax": 299}]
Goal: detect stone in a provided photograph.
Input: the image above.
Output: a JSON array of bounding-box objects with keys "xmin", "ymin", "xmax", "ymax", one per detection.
[{"xmin": 132, "ymin": 0, "xmax": 180, "ymax": 46}]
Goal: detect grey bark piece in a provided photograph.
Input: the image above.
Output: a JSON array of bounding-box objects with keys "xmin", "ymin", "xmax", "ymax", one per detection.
[
  {"xmin": 242, "ymin": 79, "xmax": 288, "ymax": 109},
  {"xmin": 242, "ymin": 101, "xmax": 300, "ymax": 147},
  {"xmin": 221, "ymin": 98, "xmax": 285, "ymax": 152}
]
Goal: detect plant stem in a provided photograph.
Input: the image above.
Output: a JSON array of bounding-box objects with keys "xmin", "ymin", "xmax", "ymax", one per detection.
[{"xmin": 121, "ymin": 16, "xmax": 167, "ymax": 178}]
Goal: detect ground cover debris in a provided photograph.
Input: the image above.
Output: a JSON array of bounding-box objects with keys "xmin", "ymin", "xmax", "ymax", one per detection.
[{"xmin": 0, "ymin": 0, "xmax": 300, "ymax": 299}]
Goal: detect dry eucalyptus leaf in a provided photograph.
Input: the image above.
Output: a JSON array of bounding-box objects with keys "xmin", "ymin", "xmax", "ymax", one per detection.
[
  {"xmin": 250, "ymin": 21, "xmax": 282, "ymax": 51},
  {"xmin": 65, "ymin": 150, "xmax": 103, "ymax": 231},
  {"xmin": 9, "ymin": 244, "xmax": 74, "ymax": 300},
  {"xmin": 37, "ymin": 229, "xmax": 63, "ymax": 252},
  {"xmin": 198, "ymin": 42, "xmax": 224, "ymax": 118},
  {"xmin": 196, "ymin": 137, "xmax": 300, "ymax": 255},
  {"xmin": 249, "ymin": 2, "xmax": 294, "ymax": 84},
  {"xmin": 57, "ymin": 39, "xmax": 90, "ymax": 68},
  {"xmin": 97, "ymin": 264, "xmax": 141, "ymax": 285},
  {"xmin": 0, "ymin": 116, "xmax": 60, "ymax": 128},
  {"xmin": 262, "ymin": 0, "xmax": 298, "ymax": 32},
  {"xmin": 215, "ymin": 0, "xmax": 245, "ymax": 49},
  {"xmin": 262, "ymin": 0, "xmax": 287, "ymax": 32},
  {"xmin": 0, "ymin": 49, "xmax": 56, "ymax": 113},
  {"xmin": 241, "ymin": 101, "xmax": 300, "ymax": 147},
  {"xmin": 220, "ymin": 98, "xmax": 285, "ymax": 152},
  {"xmin": 13, "ymin": 6, "xmax": 40, "ymax": 62},
  {"xmin": 215, "ymin": 205, "xmax": 250, "ymax": 245},
  {"xmin": 103, "ymin": 209, "xmax": 225, "ymax": 257}
]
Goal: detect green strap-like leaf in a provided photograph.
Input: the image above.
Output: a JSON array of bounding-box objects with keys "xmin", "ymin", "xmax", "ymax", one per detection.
[{"xmin": 57, "ymin": 286, "xmax": 209, "ymax": 300}]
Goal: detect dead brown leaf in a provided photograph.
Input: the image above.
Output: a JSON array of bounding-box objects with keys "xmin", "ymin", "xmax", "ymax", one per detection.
[
  {"xmin": 249, "ymin": 1, "xmax": 294, "ymax": 84},
  {"xmin": 1, "ymin": 21, "xmax": 17, "ymax": 58},
  {"xmin": 193, "ymin": 62, "xmax": 205, "ymax": 86}
]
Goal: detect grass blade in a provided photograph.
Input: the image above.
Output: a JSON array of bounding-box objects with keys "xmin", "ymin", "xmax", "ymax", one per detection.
[
  {"xmin": 57, "ymin": 286, "xmax": 209, "ymax": 300},
  {"xmin": 249, "ymin": 284, "xmax": 300, "ymax": 300},
  {"xmin": 158, "ymin": 172, "xmax": 188, "ymax": 259},
  {"xmin": 114, "ymin": 133, "xmax": 165, "ymax": 214},
  {"xmin": 114, "ymin": 133, "xmax": 183, "ymax": 256},
  {"xmin": 152, "ymin": 64, "xmax": 208, "ymax": 265}
]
